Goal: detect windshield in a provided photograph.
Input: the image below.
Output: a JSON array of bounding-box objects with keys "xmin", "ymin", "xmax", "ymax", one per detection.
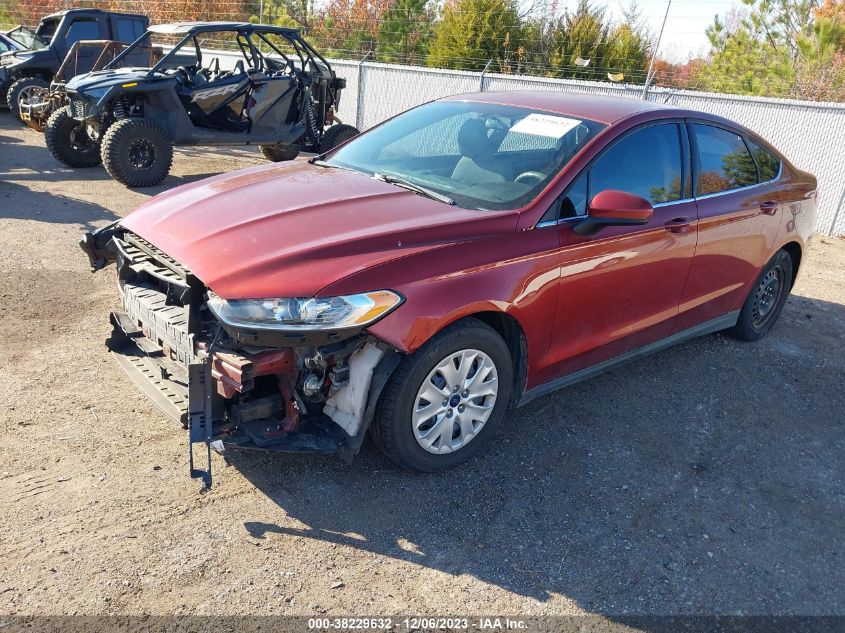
[
  {"xmin": 7, "ymin": 25, "xmax": 48, "ymax": 50},
  {"xmin": 33, "ymin": 18, "xmax": 59, "ymax": 49},
  {"xmin": 326, "ymin": 101, "xmax": 606, "ymax": 211}
]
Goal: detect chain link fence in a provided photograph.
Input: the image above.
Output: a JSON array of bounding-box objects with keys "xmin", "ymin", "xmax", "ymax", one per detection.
[{"xmin": 323, "ymin": 58, "xmax": 845, "ymax": 236}]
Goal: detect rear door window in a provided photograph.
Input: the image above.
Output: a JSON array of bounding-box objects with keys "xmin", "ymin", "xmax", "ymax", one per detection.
[
  {"xmin": 115, "ymin": 18, "xmax": 146, "ymax": 43},
  {"xmin": 692, "ymin": 123, "xmax": 758, "ymax": 195},
  {"xmin": 589, "ymin": 123, "xmax": 684, "ymax": 205},
  {"xmin": 746, "ymin": 139, "xmax": 781, "ymax": 182}
]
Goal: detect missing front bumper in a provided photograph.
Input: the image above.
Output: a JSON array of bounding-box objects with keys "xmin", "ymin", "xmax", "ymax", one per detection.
[{"xmin": 107, "ymin": 306, "xmax": 349, "ymax": 490}]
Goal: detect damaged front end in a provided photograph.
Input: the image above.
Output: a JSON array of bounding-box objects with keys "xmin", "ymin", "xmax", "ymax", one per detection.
[{"xmin": 80, "ymin": 225, "xmax": 400, "ymax": 489}]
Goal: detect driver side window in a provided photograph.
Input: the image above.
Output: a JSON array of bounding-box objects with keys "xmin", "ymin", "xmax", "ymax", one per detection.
[
  {"xmin": 590, "ymin": 123, "xmax": 684, "ymax": 205},
  {"xmin": 555, "ymin": 123, "xmax": 684, "ymax": 222}
]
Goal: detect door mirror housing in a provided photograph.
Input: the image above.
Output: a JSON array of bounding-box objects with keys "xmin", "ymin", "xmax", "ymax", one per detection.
[{"xmin": 573, "ymin": 189, "xmax": 654, "ymax": 236}]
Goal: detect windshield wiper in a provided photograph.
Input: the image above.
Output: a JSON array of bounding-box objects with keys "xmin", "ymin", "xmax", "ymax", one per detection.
[
  {"xmin": 310, "ymin": 159, "xmax": 367, "ymax": 176},
  {"xmin": 373, "ymin": 173, "xmax": 455, "ymax": 206}
]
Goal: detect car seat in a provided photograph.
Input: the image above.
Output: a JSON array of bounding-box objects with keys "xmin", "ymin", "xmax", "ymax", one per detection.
[{"xmin": 451, "ymin": 118, "xmax": 506, "ymax": 187}]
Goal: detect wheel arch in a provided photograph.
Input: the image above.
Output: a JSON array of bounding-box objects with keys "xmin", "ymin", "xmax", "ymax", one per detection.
[
  {"xmin": 780, "ymin": 240, "xmax": 802, "ymax": 288},
  {"xmin": 469, "ymin": 312, "xmax": 528, "ymax": 407},
  {"xmin": 424, "ymin": 310, "xmax": 528, "ymax": 409},
  {"xmin": 11, "ymin": 68, "xmax": 52, "ymax": 83}
]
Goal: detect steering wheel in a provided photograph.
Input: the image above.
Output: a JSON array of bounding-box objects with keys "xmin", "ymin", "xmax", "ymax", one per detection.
[
  {"xmin": 174, "ymin": 66, "xmax": 192, "ymax": 86},
  {"xmin": 515, "ymin": 171, "xmax": 546, "ymax": 185}
]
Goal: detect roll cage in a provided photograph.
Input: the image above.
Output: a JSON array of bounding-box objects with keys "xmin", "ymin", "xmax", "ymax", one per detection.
[{"xmin": 105, "ymin": 23, "xmax": 333, "ymax": 77}]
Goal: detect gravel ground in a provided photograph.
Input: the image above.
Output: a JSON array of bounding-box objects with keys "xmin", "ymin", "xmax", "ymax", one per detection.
[{"xmin": 0, "ymin": 116, "xmax": 843, "ymax": 621}]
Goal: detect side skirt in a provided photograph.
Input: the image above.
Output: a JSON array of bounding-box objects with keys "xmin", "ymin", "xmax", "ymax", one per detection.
[{"xmin": 518, "ymin": 311, "xmax": 740, "ymax": 407}]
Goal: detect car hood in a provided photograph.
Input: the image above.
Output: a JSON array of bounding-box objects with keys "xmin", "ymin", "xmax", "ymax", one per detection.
[
  {"xmin": 1, "ymin": 49, "xmax": 48, "ymax": 68},
  {"xmin": 67, "ymin": 68, "xmax": 168, "ymax": 93},
  {"xmin": 120, "ymin": 161, "xmax": 517, "ymax": 299}
]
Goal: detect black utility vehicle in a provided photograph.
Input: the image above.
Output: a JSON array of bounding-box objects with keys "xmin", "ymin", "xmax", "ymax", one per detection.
[
  {"xmin": 0, "ymin": 9, "xmax": 148, "ymax": 119},
  {"xmin": 47, "ymin": 22, "xmax": 358, "ymax": 187}
]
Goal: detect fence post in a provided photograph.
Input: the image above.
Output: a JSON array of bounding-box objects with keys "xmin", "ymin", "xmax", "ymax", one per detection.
[
  {"xmin": 480, "ymin": 59, "xmax": 493, "ymax": 92},
  {"xmin": 829, "ymin": 187, "xmax": 845, "ymax": 235},
  {"xmin": 356, "ymin": 51, "xmax": 373, "ymax": 130},
  {"xmin": 643, "ymin": 0, "xmax": 672, "ymax": 100}
]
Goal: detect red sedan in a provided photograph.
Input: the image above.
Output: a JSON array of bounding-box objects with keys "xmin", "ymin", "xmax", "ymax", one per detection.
[{"xmin": 81, "ymin": 92, "xmax": 817, "ymax": 487}]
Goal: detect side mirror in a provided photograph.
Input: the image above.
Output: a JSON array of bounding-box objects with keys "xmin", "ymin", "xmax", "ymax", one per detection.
[{"xmin": 573, "ymin": 189, "xmax": 654, "ymax": 236}]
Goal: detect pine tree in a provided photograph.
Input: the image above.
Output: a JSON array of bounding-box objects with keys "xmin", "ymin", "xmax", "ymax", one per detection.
[
  {"xmin": 377, "ymin": 0, "xmax": 432, "ymax": 64},
  {"xmin": 426, "ymin": 0, "xmax": 523, "ymax": 72}
]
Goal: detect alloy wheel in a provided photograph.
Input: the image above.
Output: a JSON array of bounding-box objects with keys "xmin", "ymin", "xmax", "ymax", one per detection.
[{"xmin": 128, "ymin": 138, "xmax": 156, "ymax": 170}]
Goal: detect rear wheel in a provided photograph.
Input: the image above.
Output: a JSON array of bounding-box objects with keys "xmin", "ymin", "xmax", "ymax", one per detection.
[
  {"xmin": 373, "ymin": 319, "xmax": 513, "ymax": 472},
  {"xmin": 259, "ymin": 144, "xmax": 299, "ymax": 162},
  {"xmin": 7, "ymin": 77, "xmax": 48, "ymax": 122},
  {"xmin": 101, "ymin": 118, "xmax": 173, "ymax": 188},
  {"xmin": 44, "ymin": 107, "xmax": 102, "ymax": 168},
  {"xmin": 728, "ymin": 249, "xmax": 793, "ymax": 342},
  {"xmin": 320, "ymin": 123, "xmax": 359, "ymax": 152}
]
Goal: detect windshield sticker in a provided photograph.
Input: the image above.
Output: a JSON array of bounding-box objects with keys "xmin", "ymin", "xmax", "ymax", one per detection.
[{"xmin": 510, "ymin": 114, "xmax": 582, "ymax": 139}]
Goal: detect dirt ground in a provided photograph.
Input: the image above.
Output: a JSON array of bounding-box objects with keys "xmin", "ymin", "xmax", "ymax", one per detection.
[{"xmin": 0, "ymin": 115, "xmax": 843, "ymax": 622}]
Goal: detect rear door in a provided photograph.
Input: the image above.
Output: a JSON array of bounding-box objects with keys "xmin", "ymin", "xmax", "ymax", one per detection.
[
  {"xmin": 110, "ymin": 16, "xmax": 147, "ymax": 44},
  {"xmin": 544, "ymin": 121, "xmax": 699, "ymax": 380},
  {"xmin": 674, "ymin": 121, "xmax": 784, "ymax": 332}
]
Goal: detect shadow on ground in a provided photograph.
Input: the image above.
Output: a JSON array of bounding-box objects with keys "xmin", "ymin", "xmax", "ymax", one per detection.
[
  {"xmin": 0, "ymin": 117, "xmax": 252, "ymax": 223},
  {"xmin": 229, "ymin": 295, "xmax": 845, "ymax": 616}
]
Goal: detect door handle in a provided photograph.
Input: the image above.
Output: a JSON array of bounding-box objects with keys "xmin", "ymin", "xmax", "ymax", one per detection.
[
  {"xmin": 760, "ymin": 201, "xmax": 779, "ymax": 216},
  {"xmin": 664, "ymin": 216, "xmax": 692, "ymax": 234}
]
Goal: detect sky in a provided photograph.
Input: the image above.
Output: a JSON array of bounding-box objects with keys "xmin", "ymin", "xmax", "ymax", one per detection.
[{"xmin": 560, "ymin": 0, "xmax": 741, "ymax": 62}]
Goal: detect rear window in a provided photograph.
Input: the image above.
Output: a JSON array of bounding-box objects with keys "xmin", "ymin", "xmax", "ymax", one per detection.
[
  {"xmin": 115, "ymin": 19, "xmax": 145, "ymax": 44},
  {"xmin": 692, "ymin": 123, "xmax": 758, "ymax": 195}
]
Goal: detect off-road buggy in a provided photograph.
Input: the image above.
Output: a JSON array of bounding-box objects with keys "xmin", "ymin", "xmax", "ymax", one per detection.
[
  {"xmin": 20, "ymin": 40, "xmax": 162, "ymax": 132},
  {"xmin": 46, "ymin": 22, "xmax": 358, "ymax": 187}
]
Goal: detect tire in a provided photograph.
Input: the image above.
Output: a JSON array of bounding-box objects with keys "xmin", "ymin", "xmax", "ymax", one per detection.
[
  {"xmin": 7, "ymin": 77, "xmax": 48, "ymax": 122},
  {"xmin": 44, "ymin": 107, "xmax": 102, "ymax": 168},
  {"xmin": 259, "ymin": 144, "xmax": 299, "ymax": 162},
  {"xmin": 373, "ymin": 318, "xmax": 514, "ymax": 472},
  {"xmin": 320, "ymin": 123, "xmax": 359, "ymax": 152},
  {"xmin": 101, "ymin": 118, "xmax": 173, "ymax": 188},
  {"xmin": 728, "ymin": 249, "xmax": 793, "ymax": 342}
]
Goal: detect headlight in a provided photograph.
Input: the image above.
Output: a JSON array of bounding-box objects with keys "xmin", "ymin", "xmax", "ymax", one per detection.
[{"xmin": 206, "ymin": 290, "xmax": 403, "ymax": 331}]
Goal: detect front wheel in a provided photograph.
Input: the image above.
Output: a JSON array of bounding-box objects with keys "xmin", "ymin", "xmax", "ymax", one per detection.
[
  {"xmin": 319, "ymin": 123, "xmax": 359, "ymax": 152},
  {"xmin": 44, "ymin": 107, "xmax": 102, "ymax": 168},
  {"xmin": 101, "ymin": 118, "xmax": 173, "ymax": 188},
  {"xmin": 259, "ymin": 144, "xmax": 299, "ymax": 162},
  {"xmin": 728, "ymin": 249, "xmax": 793, "ymax": 342},
  {"xmin": 372, "ymin": 319, "xmax": 513, "ymax": 472},
  {"xmin": 7, "ymin": 77, "xmax": 48, "ymax": 122}
]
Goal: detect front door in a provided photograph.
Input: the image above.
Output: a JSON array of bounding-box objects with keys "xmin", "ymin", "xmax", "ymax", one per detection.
[{"xmin": 544, "ymin": 121, "xmax": 699, "ymax": 381}]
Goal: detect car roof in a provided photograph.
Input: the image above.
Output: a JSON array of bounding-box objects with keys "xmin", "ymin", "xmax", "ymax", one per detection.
[
  {"xmin": 44, "ymin": 9, "xmax": 146, "ymax": 20},
  {"xmin": 444, "ymin": 91, "xmax": 674, "ymax": 125},
  {"xmin": 148, "ymin": 22, "xmax": 300, "ymax": 36}
]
